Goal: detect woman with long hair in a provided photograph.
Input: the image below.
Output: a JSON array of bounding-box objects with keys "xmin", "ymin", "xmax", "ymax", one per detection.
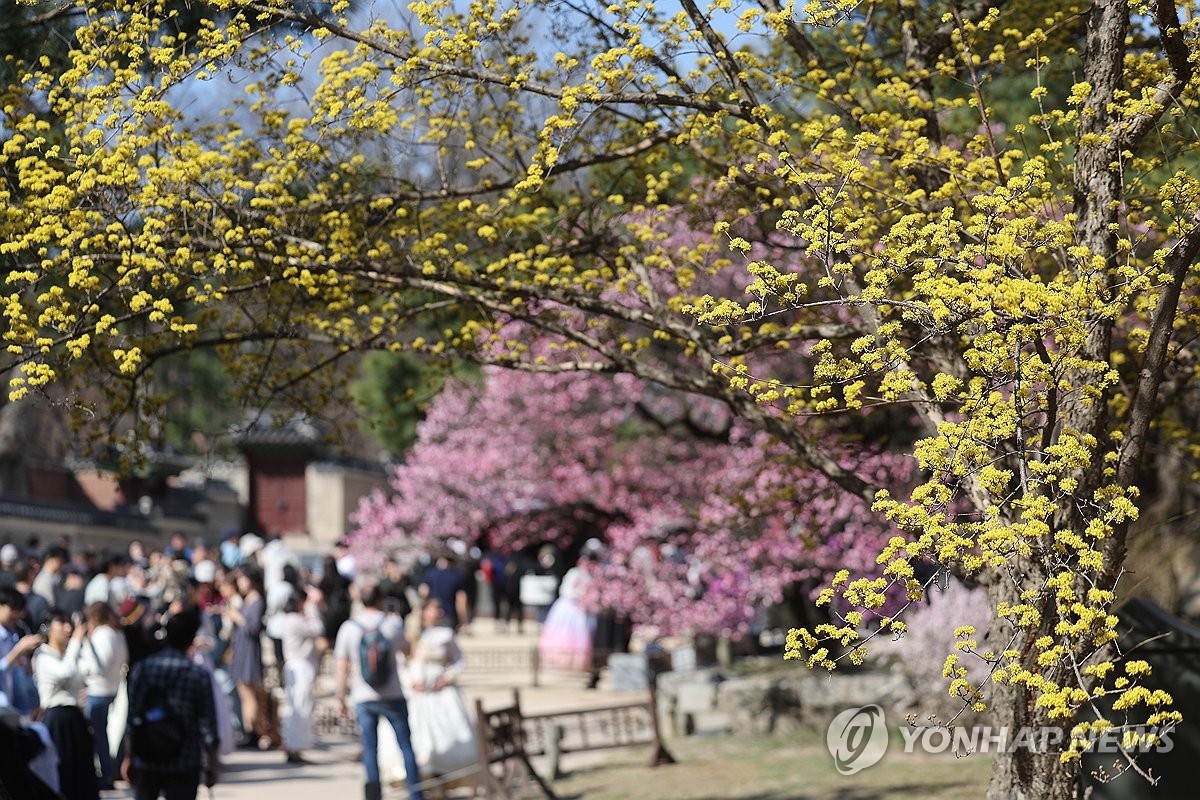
[
  {"xmin": 405, "ymin": 598, "xmax": 478, "ymax": 782},
  {"xmin": 538, "ymin": 554, "xmax": 596, "ymax": 672},
  {"xmin": 31, "ymin": 609, "xmax": 99, "ymax": 800},
  {"xmin": 378, "ymin": 596, "xmax": 480, "ymax": 791},
  {"xmin": 77, "ymin": 601, "xmax": 128, "ymax": 791},
  {"xmin": 317, "ymin": 555, "xmax": 351, "ymax": 644},
  {"xmin": 224, "ymin": 566, "xmax": 279, "ymax": 749},
  {"xmin": 279, "ymin": 586, "xmax": 325, "ymax": 764}
]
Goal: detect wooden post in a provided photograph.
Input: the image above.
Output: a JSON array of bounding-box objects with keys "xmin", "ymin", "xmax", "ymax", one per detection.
[
  {"xmin": 545, "ymin": 722, "xmax": 564, "ymax": 780},
  {"xmin": 474, "ymin": 698, "xmax": 513, "ymax": 799},
  {"xmin": 647, "ymin": 681, "xmax": 677, "ymax": 766},
  {"xmin": 474, "ymin": 690, "xmax": 558, "ymax": 800}
]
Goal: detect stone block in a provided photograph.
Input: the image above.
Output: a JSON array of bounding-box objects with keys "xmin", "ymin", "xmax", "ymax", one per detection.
[
  {"xmin": 676, "ymin": 681, "xmax": 717, "ymax": 713},
  {"xmin": 689, "ymin": 710, "xmax": 732, "ymax": 735},
  {"xmin": 774, "ymin": 670, "xmax": 911, "ymax": 728},
  {"xmin": 716, "ymin": 675, "xmax": 779, "ymax": 736},
  {"xmin": 608, "ymin": 652, "xmax": 649, "ymax": 691},
  {"xmin": 653, "ymin": 668, "xmax": 722, "ymax": 736},
  {"xmin": 675, "ymin": 681, "xmax": 718, "ymax": 734},
  {"xmin": 670, "ymin": 645, "xmax": 697, "ymax": 672}
]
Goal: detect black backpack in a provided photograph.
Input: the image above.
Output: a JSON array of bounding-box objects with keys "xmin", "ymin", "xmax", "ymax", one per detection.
[
  {"xmin": 357, "ymin": 621, "xmax": 394, "ymax": 689},
  {"xmin": 128, "ymin": 682, "xmax": 185, "ymax": 761}
]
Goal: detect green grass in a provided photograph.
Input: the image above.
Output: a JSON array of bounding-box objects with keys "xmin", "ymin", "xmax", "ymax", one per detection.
[{"xmin": 549, "ymin": 729, "xmax": 992, "ymax": 800}]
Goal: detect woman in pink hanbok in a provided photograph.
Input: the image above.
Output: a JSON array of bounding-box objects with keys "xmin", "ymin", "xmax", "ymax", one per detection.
[{"xmin": 538, "ymin": 555, "xmax": 596, "ymax": 672}]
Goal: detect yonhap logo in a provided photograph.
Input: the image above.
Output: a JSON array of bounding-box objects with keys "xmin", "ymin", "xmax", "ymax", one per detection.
[{"xmin": 827, "ymin": 704, "xmax": 889, "ymax": 774}]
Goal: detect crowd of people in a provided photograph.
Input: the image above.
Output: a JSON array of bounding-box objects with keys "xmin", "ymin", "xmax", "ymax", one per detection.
[
  {"xmin": 1, "ymin": 532, "xmax": 315, "ymax": 800},
  {"xmin": 0, "ymin": 532, "xmax": 626, "ymax": 800}
]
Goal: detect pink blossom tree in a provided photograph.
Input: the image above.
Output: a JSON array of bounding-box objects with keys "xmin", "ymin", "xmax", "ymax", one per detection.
[{"xmin": 352, "ymin": 366, "xmax": 911, "ymax": 637}]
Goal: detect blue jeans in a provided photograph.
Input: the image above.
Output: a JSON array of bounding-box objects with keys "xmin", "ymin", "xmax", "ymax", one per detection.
[
  {"xmin": 87, "ymin": 693, "xmax": 116, "ymax": 786},
  {"xmin": 355, "ymin": 698, "xmax": 425, "ymax": 799}
]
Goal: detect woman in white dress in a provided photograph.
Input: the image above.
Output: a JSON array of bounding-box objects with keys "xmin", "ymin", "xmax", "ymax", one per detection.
[
  {"xmin": 538, "ymin": 555, "xmax": 596, "ymax": 671},
  {"xmin": 379, "ymin": 598, "xmax": 478, "ymax": 790},
  {"xmin": 279, "ymin": 586, "xmax": 325, "ymax": 764}
]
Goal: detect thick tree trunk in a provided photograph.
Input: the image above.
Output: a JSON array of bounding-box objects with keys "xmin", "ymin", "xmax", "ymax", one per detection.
[
  {"xmin": 984, "ymin": 574, "xmax": 1081, "ymax": 800},
  {"xmin": 986, "ymin": 678, "xmax": 1079, "ymax": 800},
  {"xmin": 983, "ymin": 6, "xmax": 1129, "ymax": 796}
]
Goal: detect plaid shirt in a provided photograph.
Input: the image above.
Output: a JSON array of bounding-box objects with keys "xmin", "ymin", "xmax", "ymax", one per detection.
[{"xmin": 126, "ymin": 647, "xmax": 217, "ymax": 773}]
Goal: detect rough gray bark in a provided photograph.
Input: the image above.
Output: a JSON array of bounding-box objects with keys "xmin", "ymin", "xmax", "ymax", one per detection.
[
  {"xmin": 984, "ymin": 2, "xmax": 1124, "ymax": 798},
  {"xmin": 984, "ymin": 568, "xmax": 1089, "ymax": 800}
]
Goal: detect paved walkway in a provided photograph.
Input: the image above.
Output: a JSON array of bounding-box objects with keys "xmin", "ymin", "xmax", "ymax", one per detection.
[{"xmin": 100, "ymin": 626, "xmax": 636, "ymax": 800}]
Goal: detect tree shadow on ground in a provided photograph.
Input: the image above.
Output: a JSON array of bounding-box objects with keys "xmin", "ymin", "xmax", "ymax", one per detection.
[
  {"xmin": 445, "ymin": 790, "xmax": 978, "ymax": 800},
  {"xmin": 217, "ymin": 758, "xmax": 342, "ymax": 784},
  {"xmin": 685, "ymin": 782, "xmax": 977, "ymax": 800}
]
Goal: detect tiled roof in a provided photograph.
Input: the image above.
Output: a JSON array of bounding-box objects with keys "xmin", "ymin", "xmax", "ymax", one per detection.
[
  {"xmin": 0, "ymin": 495, "xmax": 156, "ymax": 529},
  {"xmin": 235, "ymin": 413, "xmax": 324, "ymax": 450}
]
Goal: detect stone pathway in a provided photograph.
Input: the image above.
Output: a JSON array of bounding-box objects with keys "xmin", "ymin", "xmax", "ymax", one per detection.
[{"xmin": 100, "ymin": 625, "xmax": 637, "ymax": 799}]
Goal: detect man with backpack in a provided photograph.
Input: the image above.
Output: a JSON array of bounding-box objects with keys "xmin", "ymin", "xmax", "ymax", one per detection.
[
  {"xmin": 334, "ymin": 583, "xmax": 425, "ymax": 800},
  {"xmin": 122, "ymin": 609, "xmax": 218, "ymax": 800}
]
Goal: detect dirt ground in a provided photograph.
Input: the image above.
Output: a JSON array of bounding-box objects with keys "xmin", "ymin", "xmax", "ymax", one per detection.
[{"xmin": 455, "ymin": 627, "xmax": 992, "ymax": 800}]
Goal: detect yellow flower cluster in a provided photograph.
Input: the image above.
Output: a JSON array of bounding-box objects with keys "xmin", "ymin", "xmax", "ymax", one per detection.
[{"xmin": 2, "ymin": 3, "xmax": 1197, "ymax": 783}]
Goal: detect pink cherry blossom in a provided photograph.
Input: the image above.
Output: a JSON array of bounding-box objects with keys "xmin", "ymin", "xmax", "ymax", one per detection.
[{"xmin": 352, "ymin": 367, "xmax": 912, "ymax": 637}]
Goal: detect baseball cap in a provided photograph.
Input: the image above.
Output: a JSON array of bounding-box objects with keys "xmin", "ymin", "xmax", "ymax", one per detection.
[{"xmin": 0, "ymin": 544, "xmax": 17, "ymax": 564}]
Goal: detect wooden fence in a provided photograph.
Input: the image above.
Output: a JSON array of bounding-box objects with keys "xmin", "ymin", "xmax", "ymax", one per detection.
[
  {"xmin": 474, "ymin": 688, "xmax": 674, "ymax": 799},
  {"xmin": 462, "ymin": 646, "xmax": 633, "ymax": 688}
]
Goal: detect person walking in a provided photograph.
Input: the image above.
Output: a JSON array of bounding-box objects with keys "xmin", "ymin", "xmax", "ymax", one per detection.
[
  {"xmin": 418, "ymin": 552, "xmax": 468, "ymax": 632},
  {"xmin": 78, "ymin": 601, "xmax": 129, "ymax": 790},
  {"xmin": 502, "ymin": 553, "xmax": 529, "ymax": 634},
  {"xmin": 279, "ymin": 586, "xmax": 325, "ymax": 764},
  {"xmin": 378, "ymin": 558, "xmax": 413, "ymax": 620},
  {"xmin": 122, "ymin": 608, "xmax": 219, "ymax": 800},
  {"xmin": 334, "ymin": 583, "xmax": 425, "ymax": 800}
]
